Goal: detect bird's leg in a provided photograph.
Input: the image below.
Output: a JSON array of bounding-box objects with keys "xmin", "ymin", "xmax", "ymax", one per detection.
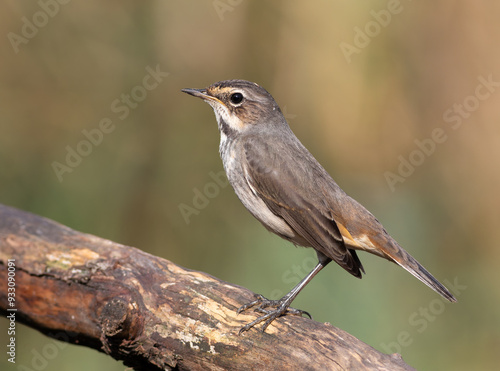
[{"xmin": 237, "ymin": 259, "xmax": 330, "ymax": 334}]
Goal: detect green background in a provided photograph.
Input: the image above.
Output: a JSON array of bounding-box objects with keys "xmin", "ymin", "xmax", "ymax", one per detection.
[{"xmin": 1, "ymin": 1, "xmax": 499, "ymax": 370}]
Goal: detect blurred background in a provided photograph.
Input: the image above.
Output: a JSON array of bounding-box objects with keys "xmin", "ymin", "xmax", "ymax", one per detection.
[{"xmin": 1, "ymin": 1, "xmax": 499, "ymax": 370}]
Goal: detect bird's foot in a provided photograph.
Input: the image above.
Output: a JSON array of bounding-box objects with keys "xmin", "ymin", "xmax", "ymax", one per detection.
[{"xmin": 237, "ymin": 294, "xmax": 311, "ymax": 334}]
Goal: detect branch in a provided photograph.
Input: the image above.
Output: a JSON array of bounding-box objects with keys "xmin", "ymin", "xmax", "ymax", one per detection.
[{"xmin": 0, "ymin": 204, "xmax": 415, "ymax": 370}]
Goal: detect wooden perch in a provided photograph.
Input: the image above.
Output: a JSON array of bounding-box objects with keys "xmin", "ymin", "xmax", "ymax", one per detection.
[{"xmin": 0, "ymin": 204, "xmax": 415, "ymax": 370}]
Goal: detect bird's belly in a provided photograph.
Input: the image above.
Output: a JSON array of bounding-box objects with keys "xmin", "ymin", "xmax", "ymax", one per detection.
[{"xmin": 236, "ymin": 183, "xmax": 296, "ymax": 239}]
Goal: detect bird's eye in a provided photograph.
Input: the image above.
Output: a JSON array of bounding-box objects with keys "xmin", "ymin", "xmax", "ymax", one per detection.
[{"xmin": 230, "ymin": 92, "xmax": 244, "ymax": 104}]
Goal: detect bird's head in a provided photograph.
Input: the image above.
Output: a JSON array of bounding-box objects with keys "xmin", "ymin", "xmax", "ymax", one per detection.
[{"xmin": 182, "ymin": 80, "xmax": 284, "ymax": 137}]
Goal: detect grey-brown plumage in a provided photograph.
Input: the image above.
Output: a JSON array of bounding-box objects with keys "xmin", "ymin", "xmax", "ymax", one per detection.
[{"xmin": 182, "ymin": 80, "xmax": 456, "ymax": 333}]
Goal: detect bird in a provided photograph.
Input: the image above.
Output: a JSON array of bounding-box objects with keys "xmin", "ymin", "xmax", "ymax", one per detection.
[{"xmin": 181, "ymin": 79, "xmax": 457, "ymax": 334}]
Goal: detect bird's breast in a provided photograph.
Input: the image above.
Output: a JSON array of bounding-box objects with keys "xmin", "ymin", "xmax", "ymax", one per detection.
[{"xmin": 219, "ymin": 137, "xmax": 297, "ymax": 241}]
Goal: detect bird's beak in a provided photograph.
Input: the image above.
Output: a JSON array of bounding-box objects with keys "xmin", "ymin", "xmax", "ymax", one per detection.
[
  {"xmin": 181, "ymin": 88, "xmax": 207, "ymax": 98},
  {"xmin": 181, "ymin": 88, "xmax": 222, "ymax": 105}
]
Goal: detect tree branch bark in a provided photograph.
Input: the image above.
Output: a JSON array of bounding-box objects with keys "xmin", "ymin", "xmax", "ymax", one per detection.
[{"xmin": 0, "ymin": 204, "xmax": 414, "ymax": 370}]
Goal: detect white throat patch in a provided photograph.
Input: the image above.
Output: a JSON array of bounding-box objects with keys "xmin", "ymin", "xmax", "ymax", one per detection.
[{"xmin": 207, "ymin": 101, "xmax": 244, "ymax": 133}]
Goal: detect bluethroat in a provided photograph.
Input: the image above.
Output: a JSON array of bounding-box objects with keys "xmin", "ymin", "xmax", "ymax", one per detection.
[{"xmin": 182, "ymin": 80, "xmax": 456, "ymax": 334}]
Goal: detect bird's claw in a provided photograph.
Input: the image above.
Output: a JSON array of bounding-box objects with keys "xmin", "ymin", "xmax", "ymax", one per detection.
[{"xmin": 237, "ymin": 294, "xmax": 312, "ymax": 334}]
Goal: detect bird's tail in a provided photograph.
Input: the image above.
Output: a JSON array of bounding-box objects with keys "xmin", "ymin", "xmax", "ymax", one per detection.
[{"xmin": 384, "ymin": 241, "xmax": 457, "ymax": 303}]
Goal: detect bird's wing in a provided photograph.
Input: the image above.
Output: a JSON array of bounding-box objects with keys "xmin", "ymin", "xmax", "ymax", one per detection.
[
  {"xmin": 242, "ymin": 135, "xmax": 457, "ymax": 302},
  {"xmin": 242, "ymin": 137, "xmax": 364, "ymax": 278}
]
